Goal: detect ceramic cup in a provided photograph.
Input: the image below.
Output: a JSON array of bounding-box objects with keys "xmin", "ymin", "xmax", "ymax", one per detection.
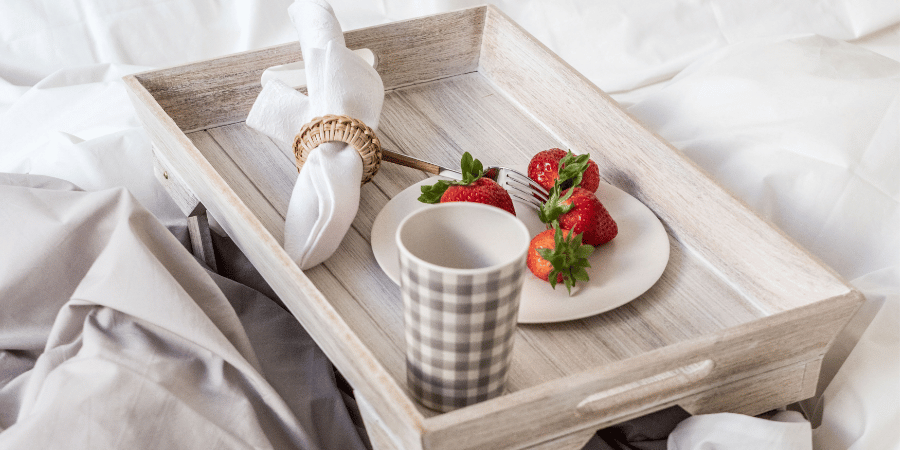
[{"xmin": 396, "ymin": 202, "xmax": 530, "ymax": 412}]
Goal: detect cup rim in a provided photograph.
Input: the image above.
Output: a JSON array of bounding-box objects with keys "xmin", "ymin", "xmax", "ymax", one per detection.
[{"xmin": 395, "ymin": 202, "xmax": 531, "ymax": 275}]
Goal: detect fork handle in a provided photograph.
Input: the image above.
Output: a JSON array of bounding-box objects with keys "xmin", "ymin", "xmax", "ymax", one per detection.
[{"xmin": 382, "ymin": 149, "xmax": 462, "ymax": 180}]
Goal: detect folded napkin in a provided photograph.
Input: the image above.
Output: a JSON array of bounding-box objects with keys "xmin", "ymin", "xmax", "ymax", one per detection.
[{"xmin": 246, "ymin": 0, "xmax": 384, "ymax": 270}]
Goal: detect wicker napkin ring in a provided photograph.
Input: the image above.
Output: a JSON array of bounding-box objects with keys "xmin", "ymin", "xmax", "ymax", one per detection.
[{"xmin": 293, "ymin": 114, "xmax": 382, "ymax": 184}]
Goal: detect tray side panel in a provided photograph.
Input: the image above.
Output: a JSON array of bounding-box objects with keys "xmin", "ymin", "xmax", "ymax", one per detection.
[
  {"xmin": 679, "ymin": 358, "xmax": 820, "ymax": 416},
  {"xmin": 477, "ymin": 6, "xmax": 855, "ymax": 315},
  {"xmin": 132, "ymin": 6, "xmax": 487, "ymax": 133}
]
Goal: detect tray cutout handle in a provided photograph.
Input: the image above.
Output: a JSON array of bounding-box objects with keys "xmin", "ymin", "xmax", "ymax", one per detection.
[
  {"xmin": 576, "ymin": 359, "xmax": 714, "ymax": 415},
  {"xmin": 260, "ymin": 48, "xmax": 377, "ymax": 89}
]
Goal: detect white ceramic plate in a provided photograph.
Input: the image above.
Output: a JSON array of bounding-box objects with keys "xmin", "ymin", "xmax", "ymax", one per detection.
[{"xmin": 370, "ymin": 174, "xmax": 670, "ymax": 323}]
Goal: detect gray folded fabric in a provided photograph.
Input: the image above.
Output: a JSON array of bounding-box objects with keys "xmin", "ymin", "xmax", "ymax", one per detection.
[{"xmin": 0, "ymin": 173, "xmax": 366, "ymax": 450}]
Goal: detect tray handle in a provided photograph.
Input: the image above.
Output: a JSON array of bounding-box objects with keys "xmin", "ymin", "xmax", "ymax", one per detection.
[{"xmin": 576, "ymin": 359, "xmax": 714, "ymax": 415}]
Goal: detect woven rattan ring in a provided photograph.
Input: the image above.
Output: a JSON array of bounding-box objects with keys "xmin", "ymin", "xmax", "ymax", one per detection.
[{"xmin": 293, "ymin": 114, "xmax": 382, "ymax": 184}]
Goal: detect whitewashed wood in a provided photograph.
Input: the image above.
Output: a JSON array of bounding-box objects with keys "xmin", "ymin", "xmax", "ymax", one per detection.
[
  {"xmin": 136, "ymin": 8, "xmax": 486, "ymax": 133},
  {"xmin": 680, "ymin": 358, "xmax": 817, "ymax": 416},
  {"xmin": 205, "ymin": 124, "xmax": 296, "ymax": 215},
  {"xmin": 575, "ymin": 360, "xmax": 715, "ymax": 415},
  {"xmin": 125, "ymin": 5, "xmax": 864, "ymax": 450},
  {"xmin": 522, "ymin": 429, "xmax": 597, "ymax": 450},
  {"xmin": 187, "ymin": 213, "xmax": 217, "ymax": 272},
  {"xmin": 186, "ymin": 131, "xmax": 286, "ymax": 243},
  {"xmin": 152, "ymin": 147, "xmax": 204, "ymax": 216},
  {"xmin": 357, "ymin": 392, "xmax": 408, "ymax": 450}
]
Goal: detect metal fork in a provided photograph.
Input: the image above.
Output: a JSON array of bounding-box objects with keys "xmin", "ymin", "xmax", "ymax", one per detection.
[{"xmin": 382, "ymin": 149, "xmax": 550, "ymax": 209}]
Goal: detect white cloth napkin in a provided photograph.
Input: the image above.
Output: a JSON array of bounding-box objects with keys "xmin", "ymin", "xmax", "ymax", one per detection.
[{"xmin": 246, "ymin": 0, "xmax": 384, "ymax": 270}]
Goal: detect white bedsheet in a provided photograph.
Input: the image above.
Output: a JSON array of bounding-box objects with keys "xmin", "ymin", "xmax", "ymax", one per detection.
[{"xmin": 1, "ymin": 1, "xmax": 897, "ymax": 449}]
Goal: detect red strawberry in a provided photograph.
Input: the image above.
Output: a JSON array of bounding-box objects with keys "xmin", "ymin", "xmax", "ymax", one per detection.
[
  {"xmin": 440, "ymin": 177, "xmax": 516, "ymax": 216},
  {"xmin": 558, "ymin": 188, "xmax": 617, "ymax": 245},
  {"xmin": 527, "ymin": 148, "xmax": 600, "ymax": 193},
  {"xmin": 526, "ymin": 226, "xmax": 594, "ymax": 294},
  {"xmin": 539, "ymin": 187, "xmax": 617, "ymax": 246},
  {"xmin": 418, "ymin": 152, "xmax": 516, "ymax": 216}
]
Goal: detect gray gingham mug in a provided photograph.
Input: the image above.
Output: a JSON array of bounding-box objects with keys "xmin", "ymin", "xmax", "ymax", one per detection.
[{"xmin": 396, "ymin": 202, "xmax": 530, "ymax": 412}]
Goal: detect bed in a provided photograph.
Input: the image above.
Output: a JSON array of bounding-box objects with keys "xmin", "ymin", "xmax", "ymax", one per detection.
[{"xmin": 0, "ymin": 1, "xmax": 896, "ymax": 449}]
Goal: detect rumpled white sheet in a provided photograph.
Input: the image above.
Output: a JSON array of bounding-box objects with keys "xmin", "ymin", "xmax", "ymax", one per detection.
[
  {"xmin": 668, "ymin": 411, "xmax": 814, "ymax": 450},
  {"xmin": 0, "ymin": 1, "xmax": 897, "ymax": 449},
  {"xmin": 626, "ymin": 33, "xmax": 899, "ymax": 450}
]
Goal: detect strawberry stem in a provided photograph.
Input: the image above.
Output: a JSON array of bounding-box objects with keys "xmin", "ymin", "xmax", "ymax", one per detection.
[
  {"xmin": 537, "ymin": 184, "xmax": 574, "ymax": 224},
  {"xmin": 537, "ymin": 150, "xmax": 593, "ymax": 224},
  {"xmin": 556, "ymin": 150, "xmax": 590, "ymax": 190}
]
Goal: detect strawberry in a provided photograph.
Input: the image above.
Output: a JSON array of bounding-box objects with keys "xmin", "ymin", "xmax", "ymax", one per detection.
[
  {"xmin": 539, "ymin": 187, "xmax": 617, "ymax": 246},
  {"xmin": 439, "ymin": 178, "xmax": 516, "ymax": 216},
  {"xmin": 526, "ymin": 226, "xmax": 594, "ymax": 294},
  {"xmin": 527, "ymin": 148, "xmax": 600, "ymax": 193},
  {"xmin": 418, "ymin": 152, "xmax": 516, "ymax": 216}
]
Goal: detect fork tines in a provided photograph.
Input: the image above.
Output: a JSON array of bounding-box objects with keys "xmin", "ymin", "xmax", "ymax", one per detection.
[{"xmin": 494, "ymin": 168, "xmax": 549, "ymax": 209}]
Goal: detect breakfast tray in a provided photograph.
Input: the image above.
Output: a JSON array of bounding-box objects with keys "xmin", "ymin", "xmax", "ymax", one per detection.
[{"xmin": 124, "ymin": 6, "xmax": 862, "ymax": 450}]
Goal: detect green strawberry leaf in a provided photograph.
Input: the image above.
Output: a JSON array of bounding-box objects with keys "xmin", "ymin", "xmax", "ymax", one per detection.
[
  {"xmin": 572, "ymin": 267, "xmax": 591, "ymax": 282},
  {"xmin": 417, "ymin": 152, "xmax": 488, "ymax": 204},
  {"xmin": 459, "ymin": 152, "xmax": 483, "ymax": 184},
  {"xmin": 536, "ymin": 225, "xmax": 595, "ymax": 295},
  {"xmin": 538, "ymin": 184, "xmax": 575, "ymax": 224},
  {"xmin": 556, "ymin": 150, "xmax": 590, "ymax": 190},
  {"xmin": 418, "ymin": 180, "xmax": 451, "ymax": 203},
  {"xmin": 563, "ymin": 276, "xmax": 575, "ymax": 294}
]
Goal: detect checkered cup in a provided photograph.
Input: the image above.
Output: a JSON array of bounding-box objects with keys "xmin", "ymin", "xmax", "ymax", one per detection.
[{"xmin": 396, "ymin": 202, "xmax": 530, "ymax": 412}]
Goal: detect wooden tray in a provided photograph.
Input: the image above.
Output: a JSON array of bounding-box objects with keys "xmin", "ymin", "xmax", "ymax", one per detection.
[{"xmin": 124, "ymin": 6, "xmax": 862, "ymax": 450}]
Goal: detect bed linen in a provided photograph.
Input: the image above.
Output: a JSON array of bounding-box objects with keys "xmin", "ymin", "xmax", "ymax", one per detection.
[
  {"xmin": 0, "ymin": 174, "xmax": 366, "ymax": 450},
  {"xmin": 0, "ymin": 1, "xmax": 897, "ymax": 449}
]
